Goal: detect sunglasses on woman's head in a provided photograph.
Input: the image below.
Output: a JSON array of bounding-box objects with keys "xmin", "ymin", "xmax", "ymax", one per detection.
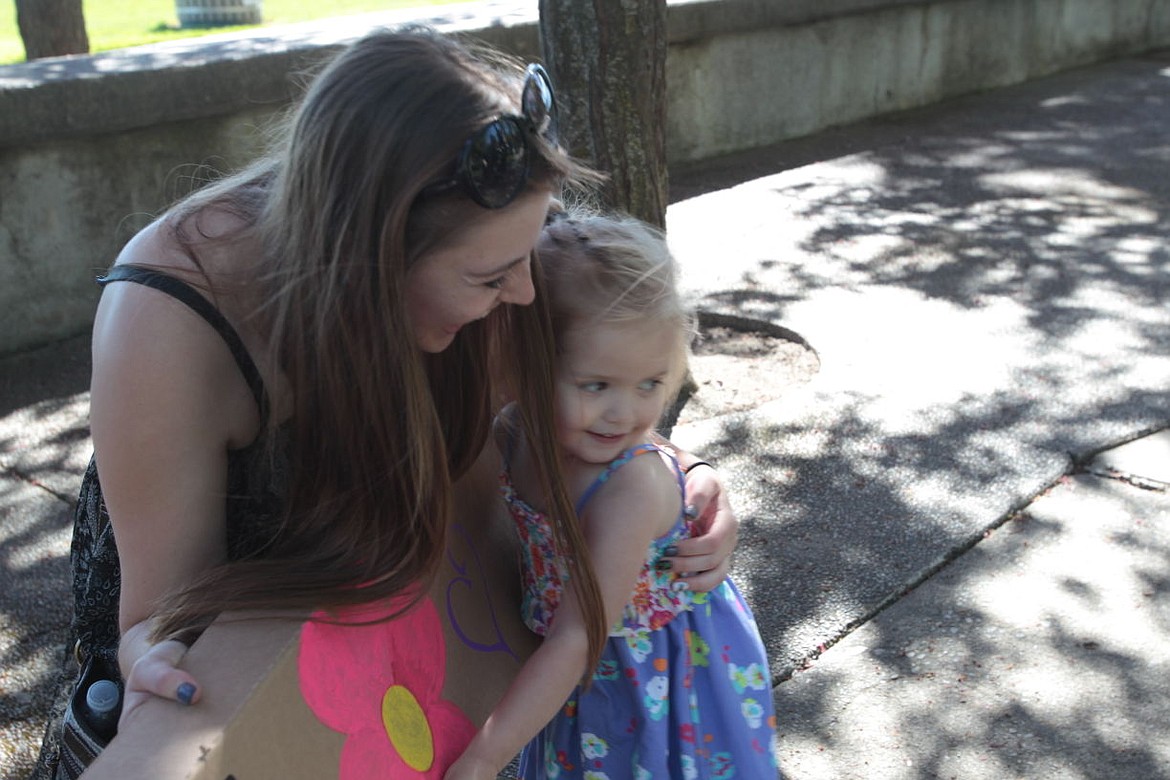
[{"xmin": 423, "ymin": 63, "xmax": 559, "ymax": 210}]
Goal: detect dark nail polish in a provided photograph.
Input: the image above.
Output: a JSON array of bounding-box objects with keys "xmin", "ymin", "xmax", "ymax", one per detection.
[
  {"xmin": 684, "ymin": 505, "xmax": 698, "ymax": 519},
  {"xmin": 176, "ymin": 682, "xmax": 196, "ymax": 705},
  {"xmin": 655, "ymin": 558, "xmax": 673, "ymax": 571},
  {"xmin": 663, "ymin": 545, "xmax": 679, "ymax": 557}
]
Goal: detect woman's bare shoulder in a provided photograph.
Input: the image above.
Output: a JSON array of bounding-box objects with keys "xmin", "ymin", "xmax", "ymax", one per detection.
[
  {"xmin": 111, "ymin": 216, "xmax": 182, "ymax": 269},
  {"xmin": 94, "ymin": 214, "xmax": 265, "ymax": 449},
  {"xmin": 114, "ymin": 208, "xmax": 257, "ymax": 278}
]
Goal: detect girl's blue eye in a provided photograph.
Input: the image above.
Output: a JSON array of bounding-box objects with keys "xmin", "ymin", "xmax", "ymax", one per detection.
[
  {"xmin": 485, "ymin": 277, "xmax": 506, "ymax": 290},
  {"xmin": 580, "ymin": 381, "xmax": 605, "ymax": 393},
  {"xmin": 639, "ymin": 379, "xmax": 664, "ymax": 392}
]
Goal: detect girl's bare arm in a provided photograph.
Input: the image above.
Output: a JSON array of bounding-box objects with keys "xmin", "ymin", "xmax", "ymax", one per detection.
[{"xmin": 445, "ymin": 454, "xmax": 678, "ymax": 779}]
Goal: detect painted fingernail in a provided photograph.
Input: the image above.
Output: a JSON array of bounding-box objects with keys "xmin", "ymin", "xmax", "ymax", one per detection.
[
  {"xmin": 176, "ymin": 682, "xmax": 196, "ymax": 705},
  {"xmin": 684, "ymin": 505, "xmax": 698, "ymax": 519},
  {"xmin": 655, "ymin": 559, "xmax": 672, "ymax": 571},
  {"xmin": 671, "ymin": 580, "xmax": 691, "ymax": 593},
  {"xmin": 663, "ymin": 545, "xmax": 679, "ymax": 557}
]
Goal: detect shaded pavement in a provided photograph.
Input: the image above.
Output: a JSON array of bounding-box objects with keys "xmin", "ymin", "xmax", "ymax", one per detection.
[
  {"xmin": 665, "ymin": 50, "xmax": 1170, "ymax": 779},
  {"xmin": 2, "ymin": 51, "xmax": 1169, "ymax": 779}
]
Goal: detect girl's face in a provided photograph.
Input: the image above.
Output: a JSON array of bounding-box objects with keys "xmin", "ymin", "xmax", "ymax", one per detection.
[
  {"xmin": 554, "ymin": 318, "xmax": 680, "ymax": 466},
  {"xmin": 406, "ymin": 190, "xmax": 551, "ymax": 353}
]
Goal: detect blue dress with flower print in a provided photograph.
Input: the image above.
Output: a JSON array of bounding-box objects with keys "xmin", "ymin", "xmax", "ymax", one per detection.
[{"xmin": 501, "ymin": 444, "xmax": 780, "ymax": 779}]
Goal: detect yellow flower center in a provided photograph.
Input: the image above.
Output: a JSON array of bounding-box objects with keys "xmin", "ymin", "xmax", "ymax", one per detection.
[{"xmin": 381, "ymin": 684, "xmax": 434, "ymax": 771}]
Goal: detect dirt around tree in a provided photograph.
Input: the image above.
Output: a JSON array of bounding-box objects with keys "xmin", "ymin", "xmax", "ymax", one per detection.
[{"xmin": 667, "ymin": 314, "xmax": 820, "ymax": 430}]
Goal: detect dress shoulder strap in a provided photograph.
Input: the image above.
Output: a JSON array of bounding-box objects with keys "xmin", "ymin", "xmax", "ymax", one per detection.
[
  {"xmin": 98, "ymin": 264, "xmax": 269, "ymax": 422},
  {"xmin": 575, "ymin": 443, "xmax": 683, "ymax": 516}
]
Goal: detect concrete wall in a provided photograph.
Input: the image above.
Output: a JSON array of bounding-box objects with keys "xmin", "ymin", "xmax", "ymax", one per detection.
[
  {"xmin": 666, "ymin": 0, "xmax": 1170, "ymax": 160},
  {"xmin": 2, "ymin": 0, "xmax": 1168, "ymax": 355}
]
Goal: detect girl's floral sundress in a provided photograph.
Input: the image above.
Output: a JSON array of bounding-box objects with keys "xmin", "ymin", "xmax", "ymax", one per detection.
[{"xmin": 500, "ymin": 443, "xmax": 780, "ymax": 779}]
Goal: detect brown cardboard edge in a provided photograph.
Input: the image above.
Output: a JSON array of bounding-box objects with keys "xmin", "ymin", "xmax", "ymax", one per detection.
[{"xmin": 81, "ymin": 611, "xmax": 341, "ymax": 779}]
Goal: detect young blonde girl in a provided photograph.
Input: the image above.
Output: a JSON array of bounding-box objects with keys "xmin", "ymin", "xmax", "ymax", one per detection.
[{"xmin": 446, "ymin": 214, "xmax": 779, "ymax": 779}]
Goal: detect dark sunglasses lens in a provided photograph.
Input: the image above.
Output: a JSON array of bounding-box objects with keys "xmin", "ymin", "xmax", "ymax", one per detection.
[{"xmin": 460, "ymin": 117, "xmax": 529, "ymax": 208}]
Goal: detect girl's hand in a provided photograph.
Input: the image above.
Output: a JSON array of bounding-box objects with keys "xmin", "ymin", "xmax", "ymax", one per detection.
[
  {"xmin": 118, "ymin": 638, "xmax": 200, "ymax": 732},
  {"xmin": 666, "ymin": 464, "xmax": 739, "ymax": 592}
]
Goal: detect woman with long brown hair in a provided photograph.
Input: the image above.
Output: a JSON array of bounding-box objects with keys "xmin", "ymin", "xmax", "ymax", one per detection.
[{"xmin": 34, "ymin": 26, "xmax": 738, "ymax": 779}]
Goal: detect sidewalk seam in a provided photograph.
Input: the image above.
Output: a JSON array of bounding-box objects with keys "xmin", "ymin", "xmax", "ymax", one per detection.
[
  {"xmin": 7, "ymin": 467, "xmax": 75, "ymax": 505},
  {"xmin": 1083, "ymin": 467, "xmax": 1169, "ymax": 494},
  {"xmin": 776, "ymin": 454, "xmax": 1075, "ymax": 683}
]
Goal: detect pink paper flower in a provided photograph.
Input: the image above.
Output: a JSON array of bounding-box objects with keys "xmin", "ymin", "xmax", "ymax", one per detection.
[{"xmin": 298, "ymin": 592, "xmax": 477, "ymax": 778}]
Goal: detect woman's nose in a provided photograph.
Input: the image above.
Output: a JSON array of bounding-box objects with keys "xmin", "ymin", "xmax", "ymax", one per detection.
[{"xmin": 500, "ymin": 259, "xmax": 535, "ymax": 306}]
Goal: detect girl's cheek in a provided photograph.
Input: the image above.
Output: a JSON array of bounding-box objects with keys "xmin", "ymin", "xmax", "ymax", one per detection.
[{"xmin": 563, "ymin": 397, "xmax": 590, "ymax": 429}]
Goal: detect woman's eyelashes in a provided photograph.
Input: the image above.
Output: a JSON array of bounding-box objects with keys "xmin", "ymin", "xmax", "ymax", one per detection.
[{"xmin": 480, "ymin": 257, "xmax": 528, "ymax": 290}]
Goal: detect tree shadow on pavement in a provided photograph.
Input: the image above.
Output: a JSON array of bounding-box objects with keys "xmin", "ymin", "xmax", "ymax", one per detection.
[
  {"xmin": 0, "ymin": 335, "xmax": 91, "ymax": 775},
  {"xmin": 771, "ymin": 478, "xmax": 1170, "ymax": 779},
  {"xmin": 670, "ymin": 57, "xmax": 1170, "ymax": 778}
]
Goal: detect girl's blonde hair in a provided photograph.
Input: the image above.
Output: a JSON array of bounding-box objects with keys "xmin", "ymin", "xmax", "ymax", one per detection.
[
  {"xmin": 539, "ymin": 212, "xmax": 693, "ymax": 394},
  {"xmin": 511, "ymin": 211, "xmax": 693, "ymax": 675},
  {"xmin": 151, "ymin": 27, "xmax": 604, "ymax": 647}
]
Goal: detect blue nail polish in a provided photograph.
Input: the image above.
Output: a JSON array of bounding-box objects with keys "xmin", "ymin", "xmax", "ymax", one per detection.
[
  {"xmin": 663, "ymin": 545, "xmax": 679, "ymax": 557},
  {"xmin": 177, "ymin": 682, "xmax": 196, "ymax": 705},
  {"xmin": 655, "ymin": 558, "xmax": 672, "ymax": 571},
  {"xmin": 684, "ymin": 505, "xmax": 698, "ymax": 519}
]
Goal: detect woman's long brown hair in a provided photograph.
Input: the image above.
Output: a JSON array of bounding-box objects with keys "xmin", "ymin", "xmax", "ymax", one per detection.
[{"xmin": 147, "ymin": 27, "xmax": 607, "ymax": 668}]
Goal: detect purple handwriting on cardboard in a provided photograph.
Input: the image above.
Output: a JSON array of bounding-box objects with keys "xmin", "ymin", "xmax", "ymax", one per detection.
[{"xmin": 445, "ymin": 521, "xmax": 519, "ymax": 662}]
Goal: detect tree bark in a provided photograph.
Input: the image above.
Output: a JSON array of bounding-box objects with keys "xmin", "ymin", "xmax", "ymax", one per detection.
[
  {"xmin": 538, "ymin": 0, "xmax": 668, "ymax": 229},
  {"xmin": 16, "ymin": 0, "xmax": 90, "ymax": 61}
]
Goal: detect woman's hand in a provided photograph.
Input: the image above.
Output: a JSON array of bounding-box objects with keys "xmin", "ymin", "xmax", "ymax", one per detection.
[
  {"xmin": 117, "ymin": 623, "xmax": 200, "ymax": 732},
  {"xmin": 665, "ymin": 464, "xmax": 740, "ymax": 592}
]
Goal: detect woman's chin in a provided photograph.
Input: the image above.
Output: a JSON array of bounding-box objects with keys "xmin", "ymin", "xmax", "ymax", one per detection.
[{"xmin": 419, "ymin": 330, "xmax": 459, "ymax": 354}]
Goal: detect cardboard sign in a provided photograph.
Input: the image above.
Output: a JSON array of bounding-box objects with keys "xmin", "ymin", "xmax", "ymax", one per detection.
[{"xmin": 84, "ymin": 445, "xmax": 538, "ymax": 779}]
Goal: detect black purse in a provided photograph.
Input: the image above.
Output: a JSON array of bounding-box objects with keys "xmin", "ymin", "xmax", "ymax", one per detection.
[{"xmin": 55, "ymin": 649, "xmax": 123, "ymax": 780}]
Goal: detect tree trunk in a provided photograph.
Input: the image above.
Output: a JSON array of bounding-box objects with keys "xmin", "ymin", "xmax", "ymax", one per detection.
[
  {"xmin": 538, "ymin": 0, "xmax": 668, "ymax": 229},
  {"xmin": 16, "ymin": 0, "xmax": 90, "ymax": 61}
]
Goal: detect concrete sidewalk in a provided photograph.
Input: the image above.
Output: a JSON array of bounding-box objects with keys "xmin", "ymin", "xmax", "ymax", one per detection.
[
  {"xmin": 2, "ymin": 51, "xmax": 1169, "ymax": 779},
  {"xmin": 664, "ymin": 50, "xmax": 1170, "ymax": 778}
]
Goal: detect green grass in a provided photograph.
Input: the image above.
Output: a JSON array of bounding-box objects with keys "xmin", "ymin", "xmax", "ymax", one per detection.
[{"xmin": 2, "ymin": 0, "xmax": 462, "ymax": 65}]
